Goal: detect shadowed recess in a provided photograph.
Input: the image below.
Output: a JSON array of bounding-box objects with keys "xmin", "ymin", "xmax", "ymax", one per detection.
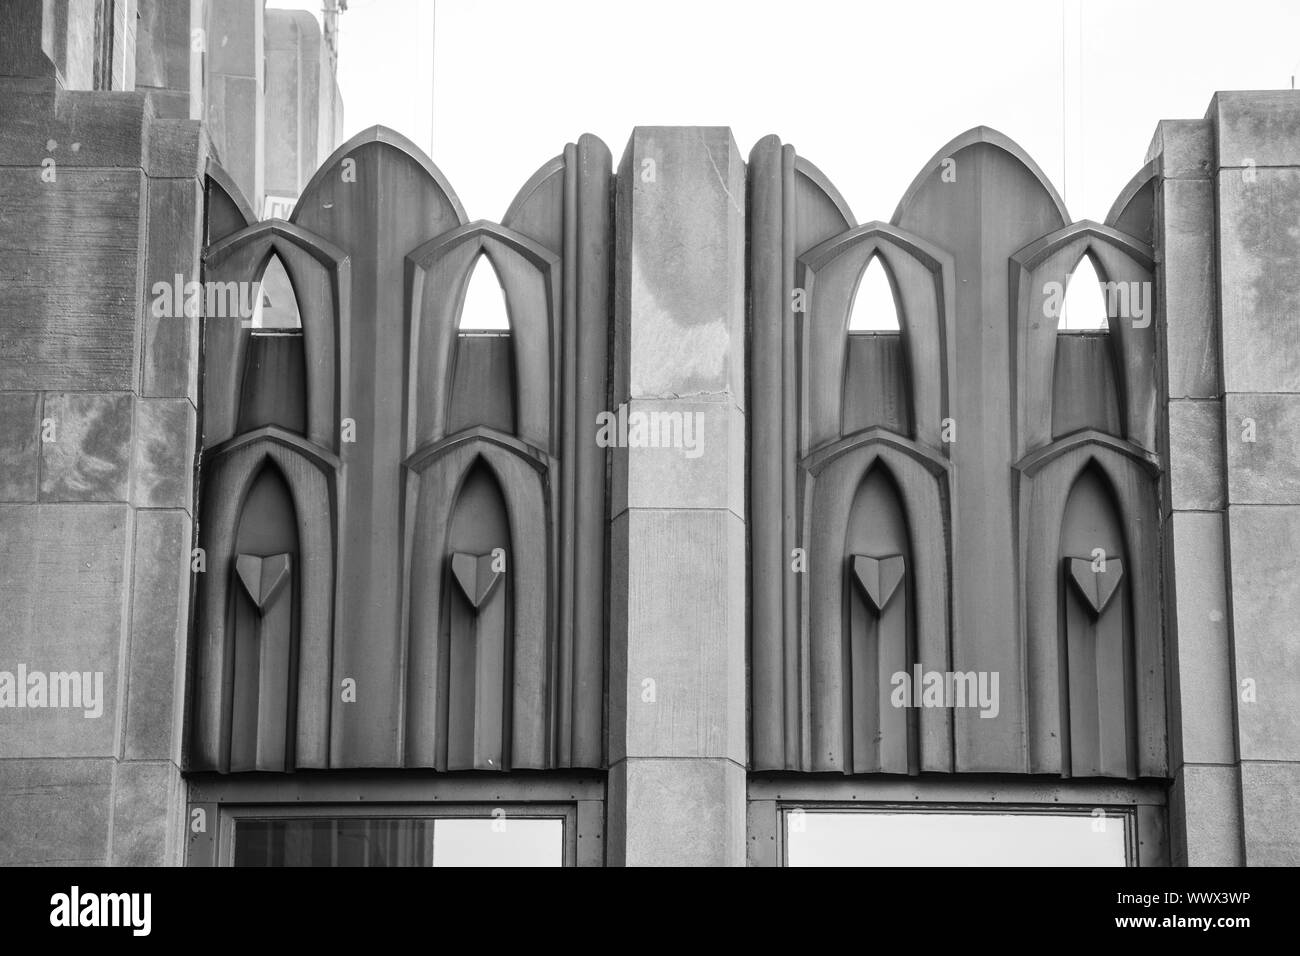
[
  {"xmin": 230, "ymin": 464, "xmax": 300, "ymax": 773},
  {"xmin": 448, "ymin": 254, "xmax": 516, "ymax": 435},
  {"xmin": 1059, "ymin": 465, "xmax": 1134, "ymax": 779},
  {"xmin": 443, "ymin": 461, "xmax": 512, "ymax": 771},
  {"xmin": 843, "ymin": 255, "xmax": 911, "ymax": 436},
  {"xmin": 238, "ymin": 252, "xmax": 306, "ymax": 435},
  {"xmin": 844, "ymin": 466, "xmax": 915, "ymax": 774}
]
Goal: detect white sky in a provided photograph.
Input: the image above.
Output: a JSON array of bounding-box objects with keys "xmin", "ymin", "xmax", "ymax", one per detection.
[
  {"xmin": 268, "ymin": 0, "xmax": 1300, "ymax": 223},
  {"xmin": 786, "ymin": 810, "xmax": 1128, "ymax": 866}
]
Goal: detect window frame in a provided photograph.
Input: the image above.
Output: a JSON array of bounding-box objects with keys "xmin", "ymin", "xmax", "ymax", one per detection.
[
  {"xmin": 747, "ymin": 775, "xmax": 1168, "ymax": 867},
  {"xmin": 186, "ymin": 771, "xmax": 604, "ymax": 868}
]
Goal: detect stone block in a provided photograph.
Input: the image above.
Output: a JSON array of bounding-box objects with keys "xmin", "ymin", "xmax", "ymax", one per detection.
[
  {"xmin": 609, "ymin": 509, "xmax": 746, "ymax": 764},
  {"xmin": 615, "ymin": 127, "xmax": 745, "ymax": 408},
  {"xmin": 1168, "ymin": 400, "xmax": 1224, "ymax": 511},
  {"xmin": 1240, "ymin": 760, "xmax": 1300, "ymax": 865},
  {"xmin": 1213, "ymin": 90, "xmax": 1300, "ymax": 170},
  {"xmin": 110, "ymin": 760, "xmax": 181, "ymax": 865},
  {"xmin": 1227, "ymin": 505, "xmax": 1300, "ymax": 761},
  {"xmin": 143, "ymin": 176, "xmax": 202, "ymax": 400},
  {"xmin": 1160, "ymin": 179, "xmax": 1219, "ymax": 399},
  {"xmin": 1225, "ymin": 393, "xmax": 1300, "ymax": 504},
  {"xmin": 608, "ymin": 758, "xmax": 746, "ymax": 866},
  {"xmin": 0, "ymin": 90, "xmax": 150, "ymax": 169},
  {"xmin": 1170, "ymin": 764, "xmax": 1244, "ymax": 866},
  {"xmin": 1146, "ymin": 119, "xmax": 1213, "ymax": 180},
  {"xmin": 0, "ymin": 504, "xmax": 130, "ymax": 757},
  {"xmin": 0, "ymin": 391, "xmax": 39, "ymax": 502},
  {"xmin": 610, "ymin": 399, "xmax": 744, "ymax": 517},
  {"xmin": 131, "ymin": 399, "xmax": 196, "ymax": 509},
  {"xmin": 124, "ymin": 510, "xmax": 191, "ymax": 761},
  {"xmin": 1216, "ymin": 168, "xmax": 1300, "ymax": 393},
  {"xmin": 39, "ymin": 392, "xmax": 133, "ymax": 502},
  {"xmin": 0, "ymin": 758, "xmax": 112, "ymax": 865},
  {"xmin": 135, "ymin": 0, "xmax": 194, "ymax": 93},
  {"xmin": 0, "ymin": 166, "xmax": 144, "ymax": 392},
  {"xmin": 1165, "ymin": 512, "xmax": 1236, "ymax": 768}
]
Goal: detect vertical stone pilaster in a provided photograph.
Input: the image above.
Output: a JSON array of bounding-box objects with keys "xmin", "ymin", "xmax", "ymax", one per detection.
[
  {"xmin": 607, "ymin": 128, "xmax": 748, "ymax": 866},
  {"xmin": 1149, "ymin": 118, "xmax": 1245, "ymax": 866},
  {"xmin": 1208, "ymin": 91, "xmax": 1300, "ymax": 866},
  {"xmin": 0, "ymin": 11, "xmax": 205, "ymax": 864}
]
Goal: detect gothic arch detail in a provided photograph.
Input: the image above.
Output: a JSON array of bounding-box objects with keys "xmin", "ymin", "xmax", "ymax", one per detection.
[
  {"xmin": 1010, "ymin": 221, "xmax": 1158, "ymax": 456},
  {"xmin": 402, "ymin": 433, "xmax": 551, "ymax": 770},
  {"xmin": 802, "ymin": 432, "xmax": 954, "ymax": 774},
  {"xmin": 797, "ymin": 222, "xmax": 956, "ymax": 452},
  {"xmin": 193, "ymin": 127, "xmax": 611, "ymax": 773},
  {"xmin": 751, "ymin": 128, "xmax": 1167, "ymax": 780},
  {"xmin": 191, "ymin": 429, "xmax": 338, "ymax": 772},
  {"xmin": 1015, "ymin": 432, "xmax": 1166, "ymax": 778},
  {"xmin": 203, "ymin": 219, "xmax": 351, "ymax": 451}
]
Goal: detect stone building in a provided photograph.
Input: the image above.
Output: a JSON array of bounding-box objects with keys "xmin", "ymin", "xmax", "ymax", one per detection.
[{"xmin": 0, "ymin": 0, "xmax": 1296, "ymax": 866}]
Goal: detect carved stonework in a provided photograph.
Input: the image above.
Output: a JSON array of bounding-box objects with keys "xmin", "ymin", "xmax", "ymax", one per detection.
[
  {"xmin": 191, "ymin": 129, "xmax": 612, "ymax": 773},
  {"xmin": 750, "ymin": 127, "xmax": 1167, "ymax": 778}
]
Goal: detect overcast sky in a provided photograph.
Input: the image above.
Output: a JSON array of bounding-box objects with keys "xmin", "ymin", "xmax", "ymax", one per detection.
[{"xmin": 268, "ymin": 0, "xmax": 1300, "ymax": 225}]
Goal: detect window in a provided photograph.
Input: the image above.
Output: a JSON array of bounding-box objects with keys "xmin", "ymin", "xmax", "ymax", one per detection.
[
  {"xmin": 226, "ymin": 807, "xmax": 568, "ymax": 867},
  {"xmin": 784, "ymin": 807, "xmax": 1130, "ymax": 866}
]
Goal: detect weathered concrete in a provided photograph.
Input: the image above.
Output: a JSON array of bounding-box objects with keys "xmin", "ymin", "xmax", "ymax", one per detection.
[
  {"xmin": 0, "ymin": 6, "xmax": 202, "ymax": 867},
  {"xmin": 1209, "ymin": 91, "xmax": 1300, "ymax": 866},
  {"xmin": 607, "ymin": 127, "xmax": 748, "ymax": 866}
]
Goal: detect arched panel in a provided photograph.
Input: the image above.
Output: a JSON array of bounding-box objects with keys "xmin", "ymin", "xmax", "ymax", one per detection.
[
  {"xmin": 203, "ymin": 220, "xmax": 350, "ymax": 451},
  {"xmin": 844, "ymin": 466, "xmax": 915, "ymax": 775},
  {"xmin": 205, "ymin": 159, "xmax": 256, "ymax": 245},
  {"xmin": 229, "ymin": 464, "xmax": 300, "ymax": 772},
  {"xmin": 447, "ymin": 253, "xmax": 517, "ymax": 436},
  {"xmin": 1105, "ymin": 159, "xmax": 1158, "ymax": 246},
  {"xmin": 1059, "ymin": 466, "xmax": 1133, "ymax": 778},
  {"xmin": 191, "ymin": 428, "xmax": 338, "ymax": 773},
  {"xmin": 842, "ymin": 254, "xmax": 911, "ymax": 436},
  {"xmin": 407, "ymin": 222, "xmax": 560, "ymax": 454},
  {"xmin": 798, "ymin": 222, "xmax": 955, "ymax": 453},
  {"xmin": 237, "ymin": 252, "xmax": 307, "ymax": 436},
  {"xmin": 442, "ymin": 462, "xmax": 512, "ymax": 770},
  {"xmin": 1011, "ymin": 221, "xmax": 1157, "ymax": 457},
  {"xmin": 1015, "ymin": 431, "xmax": 1165, "ymax": 778},
  {"xmin": 802, "ymin": 430, "xmax": 953, "ymax": 774},
  {"xmin": 403, "ymin": 431, "xmax": 552, "ymax": 771}
]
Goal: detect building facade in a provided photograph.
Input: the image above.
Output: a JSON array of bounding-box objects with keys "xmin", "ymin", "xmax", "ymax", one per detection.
[{"xmin": 0, "ymin": 0, "xmax": 1296, "ymax": 866}]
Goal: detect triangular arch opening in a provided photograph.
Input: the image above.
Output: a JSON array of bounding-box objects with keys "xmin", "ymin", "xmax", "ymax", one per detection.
[
  {"xmin": 1060, "ymin": 253, "xmax": 1110, "ymax": 332},
  {"xmin": 249, "ymin": 251, "xmax": 302, "ymax": 333},
  {"xmin": 457, "ymin": 253, "xmax": 511, "ymax": 333},
  {"xmin": 848, "ymin": 253, "xmax": 901, "ymax": 332}
]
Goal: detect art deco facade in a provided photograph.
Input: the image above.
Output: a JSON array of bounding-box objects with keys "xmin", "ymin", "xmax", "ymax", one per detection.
[{"xmin": 0, "ymin": 0, "xmax": 1296, "ymax": 866}]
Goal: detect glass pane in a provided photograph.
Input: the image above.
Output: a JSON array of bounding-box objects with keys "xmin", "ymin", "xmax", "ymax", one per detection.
[
  {"xmin": 785, "ymin": 811, "xmax": 1126, "ymax": 867},
  {"xmin": 232, "ymin": 816, "xmax": 565, "ymax": 866},
  {"xmin": 233, "ymin": 818, "xmax": 434, "ymax": 867},
  {"xmin": 432, "ymin": 818, "xmax": 563, "ymax": 867}
]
